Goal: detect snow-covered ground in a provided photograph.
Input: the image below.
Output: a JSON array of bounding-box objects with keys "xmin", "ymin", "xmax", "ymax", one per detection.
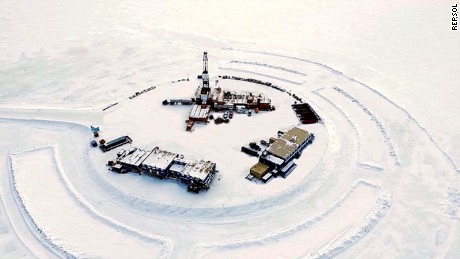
[
  {"xmin": 11, "ymin": 147, "xmax": 169, "ymax": 258},
  {"xmin": 0, "ymin": 0, "xmax": 459, "ymax": 258}
]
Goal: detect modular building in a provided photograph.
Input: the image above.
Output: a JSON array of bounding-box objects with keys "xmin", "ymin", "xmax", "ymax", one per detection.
[
  {"xmin": 189, "ymin": 104, "xmax": 211, "ymax": 123},
  {"xmin": 110, "ymin": 146, "xmax": 217, "ymax": 192},
  {"xmin": 250, "ymin": 162, "xmax": 270, "ymax": 180},
  {"xmin": 250, "ymin": 127, "xmax": 315, "ymax": 181},
  {"xmin": 169, "ymin": 159, "xmax": 217, "ymax": 192},
  {"xmin": 263, "ymin": 127, "xmax": 313, "ymax": 165},
  {"xmin": 211, "ymin": 87, "xmax": 272, "ymax": 111},
  {"xmin": 117, "ymin": 147, "xmax": 151, "ymax": 172},
  {"xmin": 141, "ymin": 147, "xmax": 179, "ymax": 178}
]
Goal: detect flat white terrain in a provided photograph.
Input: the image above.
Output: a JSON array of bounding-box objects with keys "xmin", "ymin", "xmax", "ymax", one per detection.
[
  {"xmin": 11, "ymin": 147, "xmax": 168, "ymax": 258},
  {"xmin": 0, "ymin": 1, "xmax": 459, "ymax": 258}
]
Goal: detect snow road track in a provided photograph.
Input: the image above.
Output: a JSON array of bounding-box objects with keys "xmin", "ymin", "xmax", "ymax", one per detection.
[
  {"xmin": 220, "ymin": 60, "xmax": 306, "ymax": 84},
  {"xmin": 10, "ymin": 147, "xmax": 170, "ymax": 259},
  {"xmin": 229, "ymin": 60, "xmax": 308, "ymax": 76},
  {"xmin": 314, "ymin": 87, "xmax": 392, "ymax": 169},
  {"xmin": 308, "ymin": 192, "xmax": 392, "ymax": 258},
  {"xmin": 332, "ymin": 87, "xmax": 399, "ymax": 166},
  {"xmin": 218, "ymin": 67, "xmax": 304, "ymax": 85},
  {"xmin": 0, "ymin": 154, "xmax": 54, "ymax": 258},
  {"xmin": 195, "ymin": 180, "xmax": 386, "ymax": 258}
]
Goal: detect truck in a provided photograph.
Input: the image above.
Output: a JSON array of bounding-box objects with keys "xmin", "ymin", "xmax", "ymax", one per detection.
[
  {"xmin": 99, "ymin": 136, "xmax": 133, "ymax": 152},
  {"xmin": 236, "ymin": 105, "xmax": 247, "ymax": 114},
  {"xmin": 241, "ymin": 146, "xmax": 259, "ymax": 157}
]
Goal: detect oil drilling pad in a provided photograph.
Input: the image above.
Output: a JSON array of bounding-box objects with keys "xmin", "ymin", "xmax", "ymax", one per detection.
[{"xmin": 163, "ymin": 52, "xmax": 275, "ymax": 131}]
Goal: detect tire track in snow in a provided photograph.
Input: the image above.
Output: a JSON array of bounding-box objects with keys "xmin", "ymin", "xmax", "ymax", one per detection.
[
  {"xmin": 313, "ymin": 88, "xmax": 384, "ymax": 171},
  {"xmin": 2, "ymin": 153, "xmax": 63, "ymax": 259},
  {"xmin": 218, "ymin": 67, "xmax": 304, "ymax": 85},
  {"xmin": 308, "ymin": 192, "xmax": 392, "ymax": 259},
  {"xmin": 0, "ymin": 181, "xmax": 39, "ymax": 258},
  {"xmin": 229, "ymin": 60, "xmax": 308, "ymax": 76},
  {"xmin": 194, "ymin": 180, "xmax": 384, "ymax": 257},
  {"xmin": 8, "ymin": 153, "xmax": 76, "ymax": 258},
  {"xmin": 51, "ymin": 145, "xmax": 173, "ymax": 258},
  {"xmin": 332, "ymin": 87, "xmax": 399, "ymax": 166},
  {"xmin": 10, "ymin": 146, "xmax": 171, "ymax": 258}
]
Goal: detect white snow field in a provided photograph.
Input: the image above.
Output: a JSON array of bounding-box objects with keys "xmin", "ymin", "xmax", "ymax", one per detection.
[
  {"xmin": 10, "ymin": 147, "xmax": 169, "ymax": 258},
  {"xmin": 1, "ymin": 0, "xmax": 459, "ymax": 258}
]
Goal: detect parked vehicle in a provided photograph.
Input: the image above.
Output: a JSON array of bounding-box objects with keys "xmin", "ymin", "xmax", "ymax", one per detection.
[
  {"xmin": 260, "ymin": 140, "xmax": 269, "ymax": 146},
  {"xmin": 223, "ymin": 111, "xmax": 229, "ymax": 119},
  {"xmin": 91, "ymin": 140, "xmax": 98, "ymax": 147},
  {"xmin": 99, "ymin": 136, "xmax": 132, "ymax": 152},
  {"xmin": 236, "ymin": 106, "xmax": 246, "ymax": 114},
  {"xmin": 247, "ymin": 110, "xmax": 252, "ymax": 117},
  {"xmin": 229, "ymin": 111, "xmax": 233, "ymax": 119},
  {"xmin": 249, "ymin": 142, "xmax": 261, "ymax": 151},
  {"xmin": 215, "ymin": 117, "xmax": 224, "ymax": 124},
  {"xmin": 117, "ymin": 149, "xmax": 126, "ymax": 158},
  {"xmin": 186, "ymin": 120, "xmax": 195, "ymax": 131},
  {"xmin": 241, "ymin": 146, "xmax": 259, "ymax": 157}
]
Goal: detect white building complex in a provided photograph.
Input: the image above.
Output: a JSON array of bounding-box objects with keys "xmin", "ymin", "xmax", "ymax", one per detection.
[
  {"xmin": 111, "ymin": 146, "xmax": 217, "ymax": 193},
  {"xmin": 249, "ymin": 127, "xmax": 315, "ymax": 182}
]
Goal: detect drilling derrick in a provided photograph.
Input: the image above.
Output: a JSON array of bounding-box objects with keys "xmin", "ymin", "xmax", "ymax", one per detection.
[{"xmin": 199, "ymin": 52, "xmax": 211, "ymax": 104}]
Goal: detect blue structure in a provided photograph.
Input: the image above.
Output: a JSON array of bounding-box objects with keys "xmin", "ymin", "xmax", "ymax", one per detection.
[{"xmin": 90, "ymin": 125, "xmax": 100, "ymax": 133}]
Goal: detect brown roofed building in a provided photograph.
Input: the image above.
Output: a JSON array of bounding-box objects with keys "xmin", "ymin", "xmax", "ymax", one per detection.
[
  {"xmin": 250, "ymin": 162, "xmax": 270, "ymax": 179},
  {"xmin": 255, "ymin": 126, "xmax": 315, "ymax": 179},
  {"xmin": 267, "ymin": 127, "xmax": 310, "ymax": 160}
]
